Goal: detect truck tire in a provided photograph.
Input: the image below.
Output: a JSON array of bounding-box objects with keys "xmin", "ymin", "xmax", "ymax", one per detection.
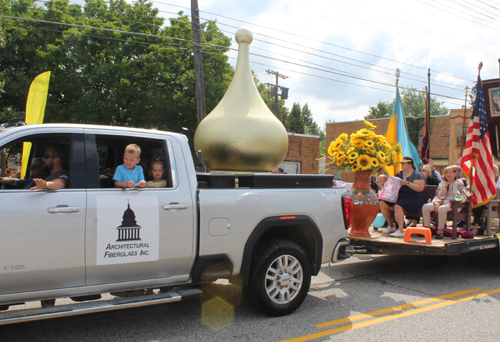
[{"xmin": 245, "ymin": 239, "xmax": 311, "ymax": 316}]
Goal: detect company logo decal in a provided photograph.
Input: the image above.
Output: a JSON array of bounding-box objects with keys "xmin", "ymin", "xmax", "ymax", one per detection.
[{"xmin": 96, "ymin": 195, "xmax": 159, "ymax": 265}]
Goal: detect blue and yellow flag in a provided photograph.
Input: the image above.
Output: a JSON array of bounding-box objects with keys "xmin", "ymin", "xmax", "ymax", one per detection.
[
  {"xmin": 22, "ymin": 71, "xmax": 51, "ymax": 178},
  {"xmin": 385, "ymin": 87, "xmax": 422, "ymax": 176}
]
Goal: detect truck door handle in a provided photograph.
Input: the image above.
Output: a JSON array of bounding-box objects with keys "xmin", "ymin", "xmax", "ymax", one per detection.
[
  {"xmin": 163, "ymin": 203, "xmax": 188, "ymax": 211},
  {"xmin": 48, "ymin": 206, "xmax": 80, "ymax": 213}
]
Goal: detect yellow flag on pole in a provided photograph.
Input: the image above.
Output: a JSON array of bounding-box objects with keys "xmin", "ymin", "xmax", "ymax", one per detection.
[{"xmin": 22, "ymin": 71, "xmax": 51, "ymax": 178}]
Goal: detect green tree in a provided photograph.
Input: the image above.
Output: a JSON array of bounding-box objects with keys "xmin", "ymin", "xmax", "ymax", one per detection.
[
  {"xmin": 0, "ymin": 0, "xmax": 233, "ymax": 135},
  {"xmin": 254, "ymin": 79, "xmax": 326, "ymax": 152},
  {"xmin": 366, "ymin": 101, "xmax": 393, "ymax": 119},
  {"xmin": 364, "ymin": 86, "xmax": 449, "ymax": 146},
  {"xmin": 365, "ymin": 86, "xmax": 448, "ymax": 119},
  {"xmin": 288, "ymin": 102, "xmax": 303, "ymax": 133}
]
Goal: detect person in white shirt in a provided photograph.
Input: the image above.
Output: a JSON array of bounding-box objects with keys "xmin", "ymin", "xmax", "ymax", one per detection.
[{"xmin": 494, "ymin": 165, "xmax": 500, "ymax": 190}]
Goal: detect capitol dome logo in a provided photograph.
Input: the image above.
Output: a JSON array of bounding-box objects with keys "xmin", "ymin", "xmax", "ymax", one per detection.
[{"xmin": 116, "ymin": 201, "xmax": 142, "ymax": 241}]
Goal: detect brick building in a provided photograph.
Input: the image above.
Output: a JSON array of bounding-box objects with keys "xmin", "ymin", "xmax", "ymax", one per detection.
[
  {"xmin": 324, "ymin": 108, "xmax": 493, "ymax": 182},
  {"xmin": 277, "ymin": 133, "xmax": 320, "ymax": 174}
]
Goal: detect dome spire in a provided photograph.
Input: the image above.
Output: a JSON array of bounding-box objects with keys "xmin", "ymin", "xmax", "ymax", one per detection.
[{"xmin": 194, "ymin": 28, "xmax": 288, "ymax": 172}]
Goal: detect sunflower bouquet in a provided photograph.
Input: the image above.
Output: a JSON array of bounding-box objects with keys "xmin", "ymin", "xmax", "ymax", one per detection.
[{"xmin": 328, "ymin": 121, "xmax": 402, "ymax": 173}]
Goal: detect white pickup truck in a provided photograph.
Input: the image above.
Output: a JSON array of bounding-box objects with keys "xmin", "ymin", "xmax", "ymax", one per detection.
[{"xmin": 0, "ymin": 123, "xmax": 349, "ymax": 325}]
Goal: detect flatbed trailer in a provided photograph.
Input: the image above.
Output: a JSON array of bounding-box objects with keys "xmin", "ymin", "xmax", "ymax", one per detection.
[{"xmin": 348, "ymin": 228, "xmax": 499, "ymax": 256}]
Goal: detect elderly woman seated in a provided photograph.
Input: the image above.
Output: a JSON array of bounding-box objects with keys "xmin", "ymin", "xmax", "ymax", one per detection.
[
  {"xmin": 380, "ymin": 157, "xmax": 426, "ymax": 237},
  {"xmin": 422, "ymin": 165, "xmax": 468, "ymax": 239}
]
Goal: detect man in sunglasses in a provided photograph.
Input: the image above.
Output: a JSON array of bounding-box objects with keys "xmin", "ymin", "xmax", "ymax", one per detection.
[{"xmin": 0, "ymin": 145, "xmax": 68, "ymax": 190}]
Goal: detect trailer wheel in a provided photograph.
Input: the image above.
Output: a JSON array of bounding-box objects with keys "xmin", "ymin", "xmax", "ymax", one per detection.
[{"xmin": 244, "ymin": 240, "xmax": 311, "ymax": 316}]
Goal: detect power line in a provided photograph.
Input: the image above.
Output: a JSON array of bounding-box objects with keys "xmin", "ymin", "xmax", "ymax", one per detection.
[
  {"xmin": 15, "ymin": 3, "xmax": 475, "ymax": 91},
  {"xmin": 147, "ymin": 1, "xmax": 476, "ymax": 83},
  {"xmin": 2, "ymin": 14, "xmax": 467, "ymax": 103},
  {"xmin": 218, "ymin": 26, "xmax": 466, "ymax": 92},
  {"xmin": 0, "ymin": 14, "xmax": 194, "ymax": 44},
  {"xmin": 416, "ymin": 0, "xmax": 500, "ymax": 31},
  {"xmin": 192, "ymin": 6, "xmax": 477, "ymax": 83}
]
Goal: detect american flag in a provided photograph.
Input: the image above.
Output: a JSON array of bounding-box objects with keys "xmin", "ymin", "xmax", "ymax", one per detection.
[{"xmin": 461, "ymin": 74, "xmax": 497, "ymax": 208}]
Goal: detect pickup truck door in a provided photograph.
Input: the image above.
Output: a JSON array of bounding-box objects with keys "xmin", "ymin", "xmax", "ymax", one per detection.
[
  {"xmin": 83, "ymin": 132, "xmax": 196, "ymax": 286},
  {"xmin": 0, "ymin": 131, "xmax": 86, "ymax": 294}
]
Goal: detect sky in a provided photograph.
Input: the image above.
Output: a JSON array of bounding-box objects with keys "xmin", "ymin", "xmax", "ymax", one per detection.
[{"xmin": 75, "ymin": 0, "xmax": 500, "ymax": 127}]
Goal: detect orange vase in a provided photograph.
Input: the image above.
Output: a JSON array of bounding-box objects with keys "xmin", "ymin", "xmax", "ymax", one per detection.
[{"xmin": 348, "ymin": 171, "xmax": 380, "ymax": 238}]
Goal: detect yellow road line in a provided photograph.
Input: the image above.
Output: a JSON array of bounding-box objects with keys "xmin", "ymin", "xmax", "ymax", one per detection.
[
  {"xmin": 315, "ymin": 287, "xmax": 481, "ymax": 328},
  {"xmin": 282, "ymin": 287, "xmax": 500, "ymax": 342}
]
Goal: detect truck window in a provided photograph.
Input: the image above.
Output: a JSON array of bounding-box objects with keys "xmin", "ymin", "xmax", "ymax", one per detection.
[
  {"xmin": 94, "ymin": 135, "xmax": 173, "ymax": 189},
  {"xmin": 0, "ymin": 134, "xmax": 78, "ymax": 189}
]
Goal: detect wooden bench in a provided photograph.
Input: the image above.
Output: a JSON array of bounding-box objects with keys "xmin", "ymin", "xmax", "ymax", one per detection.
[
  {"xmin": 411, "ymin": 185, "xmax": 472, "ymax": 240},
  {"xmin": 485, "ymin": 189, "xmax": 500, "ymax": 236},
  {"xmin": 411, "ymin": 185, "xmax": 437, "ymax": 218}
]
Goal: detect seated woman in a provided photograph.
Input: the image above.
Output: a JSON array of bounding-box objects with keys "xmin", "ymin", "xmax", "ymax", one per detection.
[
  {"xmin": 380, "ymin": 157, "xmax": 425, "ymax": 237},
  {"xmin": 422, "ymin": 165, "xmax": 468, "ymax": 239}
]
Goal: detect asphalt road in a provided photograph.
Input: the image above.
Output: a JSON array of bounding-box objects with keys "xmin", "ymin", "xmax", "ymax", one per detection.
[{"xmin": 2, "ymin": 251, "xmax": 500, "ymax": 342}]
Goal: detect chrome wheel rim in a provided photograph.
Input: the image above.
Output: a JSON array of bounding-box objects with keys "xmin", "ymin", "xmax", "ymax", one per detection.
[{"xmin": 265, "ymin": 254, "xmax": 303, "ymax": 304}]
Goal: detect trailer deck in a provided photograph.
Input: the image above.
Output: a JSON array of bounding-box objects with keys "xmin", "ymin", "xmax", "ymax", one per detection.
[{"xmin": 348, "ymin": 227, "xmax": 499, "ymax": 256}]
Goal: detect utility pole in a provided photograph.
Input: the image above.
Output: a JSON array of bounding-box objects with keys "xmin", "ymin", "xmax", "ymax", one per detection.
[
  {"xmin": 191, "ymin": 0, "xmax": 206, "ymax": 124},
  {"xmin": 265, "ymin": 69, "xmax": 288, "ymax": 118}
]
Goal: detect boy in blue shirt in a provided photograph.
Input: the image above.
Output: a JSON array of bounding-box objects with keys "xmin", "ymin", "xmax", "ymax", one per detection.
[{"xmin": 113, "ymin": 144, "xmax": 146, "ymax": 188}]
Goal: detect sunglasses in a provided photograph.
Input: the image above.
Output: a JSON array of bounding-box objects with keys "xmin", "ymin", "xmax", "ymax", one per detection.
[{"xmin": 42, "ymin": 154, "xmax": 53, "ymax": 159}]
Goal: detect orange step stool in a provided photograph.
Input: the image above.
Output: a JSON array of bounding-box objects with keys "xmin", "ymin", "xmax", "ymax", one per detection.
[{"xmin": 404, "ymin": 227, "xmax": 432, "ymax": 244}]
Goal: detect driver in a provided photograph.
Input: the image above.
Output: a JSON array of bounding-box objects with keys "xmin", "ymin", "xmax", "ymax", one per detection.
[{"xmin": 0, "ymin": 145, "xmax": 69, "ymax": 190}]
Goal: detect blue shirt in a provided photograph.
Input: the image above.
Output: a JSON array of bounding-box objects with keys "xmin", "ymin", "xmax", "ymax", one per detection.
[{"xmin": 113, "ymin": 164, "xmax": 145, "ymax": 187}]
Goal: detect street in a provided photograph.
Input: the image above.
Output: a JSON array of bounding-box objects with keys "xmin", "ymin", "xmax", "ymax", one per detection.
[{"xmin": 2, "ymin": 251, "xmax": 500, "ymax": 342}]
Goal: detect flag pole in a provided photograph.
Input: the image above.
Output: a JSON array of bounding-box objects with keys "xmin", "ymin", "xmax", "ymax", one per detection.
[
  {"xmin": 427, "ymin": 68, "xmax": 431, "ymax": 157},
  {"xmin": 460, "ymin": 85, "xmax": 469, "ymax": 156},
  {"xmin": 470, "ymin": 62, "xmax": 483, "ymax": 197}
]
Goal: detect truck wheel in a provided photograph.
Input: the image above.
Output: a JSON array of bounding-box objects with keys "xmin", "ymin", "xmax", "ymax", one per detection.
[{"xmin": 245, "ymin": 240, "xmax": 311, "ymax": 316}]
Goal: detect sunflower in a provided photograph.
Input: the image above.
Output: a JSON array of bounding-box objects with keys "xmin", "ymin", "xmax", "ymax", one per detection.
[
  {"xmin": 391, "ymin": 151, "xmax": 399, "ymax": 164},
  {"xmin": 328, "ymin": 146, "xmax": 335, "ymax": 156},
  {"xmin": 329, "ymin": 125, "xmax": 402, "ymax": 172},
  {"xmin": 352, "ymin": 139, "xmax": 366, "ymax": 148},
  {"xmin": 328, "ymin": 139, "xmax": 343, "ymax": 155},
  {"xmin": 364, "ymin": 120, "xmax": 377, "ymax": 129},
  {"xmin": 328, "ymin": 141, "xmax": 339, "ymax": 156},
  {"xmin": 357, "ymin": 155, "xmax": 371, "ymax": 170}
]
